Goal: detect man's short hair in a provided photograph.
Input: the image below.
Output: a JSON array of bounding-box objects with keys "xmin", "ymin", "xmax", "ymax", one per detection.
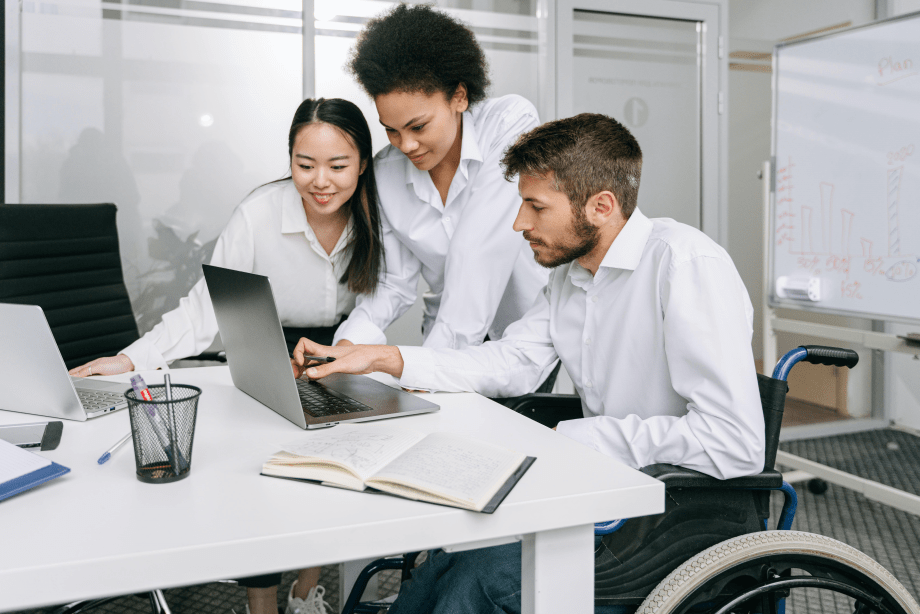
[{"xmin": 501, "ymin": 113, "xmax": 643, "ymax": 219}]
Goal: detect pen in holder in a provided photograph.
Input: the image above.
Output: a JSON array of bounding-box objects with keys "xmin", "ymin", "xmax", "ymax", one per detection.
[{"xmin": 125, "ymin": 378, "xmax": 201, "ymax": 484}]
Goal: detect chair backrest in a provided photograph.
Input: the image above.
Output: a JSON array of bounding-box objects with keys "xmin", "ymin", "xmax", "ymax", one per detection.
[
  {"xmin": 0, "ymin": 203, "xmax": 140, "ymax": 369},
  {"xmin": 757, "ymin": 373, "xmax": 788, "ymax": 472}
]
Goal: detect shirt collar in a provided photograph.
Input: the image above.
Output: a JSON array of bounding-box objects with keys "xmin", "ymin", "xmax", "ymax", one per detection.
[
  {"xmin": 567, "ymin": 208, "xmax": 652, "ymax": 287},
  {"xmin": 280, "ymin": 180, "xmax": 354, "ymax": 257},
  {"xmin": 597, "ymin": 207, "xmax": 653, "ymax": 271},
  {"xmin": 280, "ymin": 181, "xmax": 309, "ymax": 235}
]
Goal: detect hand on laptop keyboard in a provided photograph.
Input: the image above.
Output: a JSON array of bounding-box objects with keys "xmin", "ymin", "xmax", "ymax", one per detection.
[{"xmin": 69, "ymin": 354, "xmax": 135, "ymax": 378}]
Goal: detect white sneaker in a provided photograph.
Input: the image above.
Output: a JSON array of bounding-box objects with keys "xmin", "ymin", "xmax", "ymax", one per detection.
[{"xmin": 286, "ymin": 581, "xmax": 331, "ymax": 614}]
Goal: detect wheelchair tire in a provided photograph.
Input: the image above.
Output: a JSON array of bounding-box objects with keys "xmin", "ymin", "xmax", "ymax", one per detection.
[{"xmin": 635, "ymin": 531, "xmax": 919, "ymax": 614}]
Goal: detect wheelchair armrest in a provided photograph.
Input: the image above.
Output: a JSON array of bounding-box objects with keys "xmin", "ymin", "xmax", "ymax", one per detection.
[
  {"xmin": 641, "ymin": 464, "xmax": 783, "ymax": 489},
  {"xmin": 500, "ymin": 393, "xmax": 583, "ymax": 429}
]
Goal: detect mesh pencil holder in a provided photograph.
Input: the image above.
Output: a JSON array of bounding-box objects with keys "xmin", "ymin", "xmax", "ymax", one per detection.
[{"xmin": 125, "ymin": 384, "xmax": 202, "ymax": 483}]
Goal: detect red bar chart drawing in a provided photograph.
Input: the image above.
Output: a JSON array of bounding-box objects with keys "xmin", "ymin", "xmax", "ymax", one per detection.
[
  {"xmin": 887, "ymin": 166, "xmax": 903, "ymax": 256},
  {"xmin": 841, "ymin": 209, "xmax": 855, "ymax": 256}
]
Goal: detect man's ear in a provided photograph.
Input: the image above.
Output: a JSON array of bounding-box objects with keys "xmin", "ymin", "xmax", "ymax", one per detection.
[
  {"xmin": 452, "ymin": 84, "xmax": 470, "ymax": 114},
  {"xmin": 585, "ymin": 191, "xmax": 621, "ymax": 225}
]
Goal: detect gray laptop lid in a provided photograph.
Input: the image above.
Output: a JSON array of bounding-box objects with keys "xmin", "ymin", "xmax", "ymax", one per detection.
[
  {"xmin": 0, "ymin": 303, "xmax": 127, "ymax": 421},
  {"xmin": 201, "ymin": 265, "xmax": 439, "ymax": 429}
]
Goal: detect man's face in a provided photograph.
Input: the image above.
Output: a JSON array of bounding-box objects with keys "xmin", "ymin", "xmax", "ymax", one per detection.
[{"xmin": 513, "ymin": 173, "xmax": 600, "ymax": 269}]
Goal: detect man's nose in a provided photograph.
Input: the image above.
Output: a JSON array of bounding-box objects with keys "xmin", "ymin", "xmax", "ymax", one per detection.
[{"xmin": 512, "ymin": 202, "xmax": 529, "ymax": 232}]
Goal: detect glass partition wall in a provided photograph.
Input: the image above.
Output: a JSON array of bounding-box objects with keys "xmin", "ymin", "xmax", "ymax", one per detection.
[
  {"xmin": 14, "ymin": 0, "xmax": 304, "ymax": 334},
  {"xmin": 8, "ymin": 0, "xmax": 548, "ymax": 344}
]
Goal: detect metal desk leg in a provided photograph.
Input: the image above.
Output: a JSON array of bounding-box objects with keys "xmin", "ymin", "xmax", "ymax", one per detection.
[
  {"xmin": 521, "ymin": 524, "xmax": 594, "ymax": 614},
  {"xmin": 339, "ymin": 558, "xmax": 378, "ymax": 606}
]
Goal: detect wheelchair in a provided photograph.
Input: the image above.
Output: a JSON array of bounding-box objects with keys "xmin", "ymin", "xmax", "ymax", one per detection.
[{"xmin": 342, "ymin": 346, "xmax": 920, "ymax": 614}]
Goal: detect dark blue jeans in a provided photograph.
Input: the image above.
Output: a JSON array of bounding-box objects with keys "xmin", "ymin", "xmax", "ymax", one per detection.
[{"xmin": 389, "ymin": 538, "xmax": 634, "ymax": 614}]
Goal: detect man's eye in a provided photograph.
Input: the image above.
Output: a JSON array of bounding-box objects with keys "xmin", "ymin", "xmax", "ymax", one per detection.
[
  {"xmin": 299, "ymin": 165, "xmax": 313, "ymax": 170},
  {"xmin": 332, "ymin": 165, "xmax": 347, "ymax": 170},
  {"xmin": 411, "ymin": 124, "xmax": 426, "ymax": 132}
]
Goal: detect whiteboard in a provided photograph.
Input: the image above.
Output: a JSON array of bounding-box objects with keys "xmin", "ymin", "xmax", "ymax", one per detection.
[{"xmin": 769, "ymin": 12, "xmax": 920, "ymax": 324}]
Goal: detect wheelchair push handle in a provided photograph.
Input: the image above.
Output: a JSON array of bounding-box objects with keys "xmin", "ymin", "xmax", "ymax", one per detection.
[
  {"xmin": 772, "ymin": 345, "xmax": 859, "ymax": 381},
  {"xmin": 800, "ymin": 345, "xmax": 859, "ymax": 369}
]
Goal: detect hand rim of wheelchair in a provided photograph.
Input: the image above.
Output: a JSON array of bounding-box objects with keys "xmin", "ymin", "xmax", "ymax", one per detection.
[{"xmin": 634, "ymin": 531, "xmax": 919, "ymax": 614}]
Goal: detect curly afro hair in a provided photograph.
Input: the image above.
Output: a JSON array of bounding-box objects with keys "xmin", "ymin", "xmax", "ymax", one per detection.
[{"xmin": 348, "ymin": 4, "xmax": 490, "ymax": 106}]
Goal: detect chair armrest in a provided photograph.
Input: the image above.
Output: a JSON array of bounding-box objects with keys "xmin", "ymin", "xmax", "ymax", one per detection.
[
  {"xmin": 500, "ymin": 393, "xmax": 583, "ymax": 429},
  {"xmin": 641, "ymin": 464, "xmax": 783, "ymax": 489}
]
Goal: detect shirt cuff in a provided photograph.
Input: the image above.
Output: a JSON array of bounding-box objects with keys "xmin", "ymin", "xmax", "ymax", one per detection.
[
  {"xmin": 555, "ymin": 417, "xmax": 599, "ymax": 452},
  {"xmin": 395, "ymin": 346, "xmax": 437, "ymax": 392},
  {"xmin": 333, "ymin": 317, "xmax": 387, "ymax": 346},
  {"xmin": 120, "ymin": 337, "xmax": 169, "ymax": 372}
]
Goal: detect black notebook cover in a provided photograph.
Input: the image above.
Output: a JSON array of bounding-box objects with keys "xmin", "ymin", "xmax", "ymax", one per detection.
[{"xmin": 261, "ymin": 456, "xmax": 536, "ymax": 514}]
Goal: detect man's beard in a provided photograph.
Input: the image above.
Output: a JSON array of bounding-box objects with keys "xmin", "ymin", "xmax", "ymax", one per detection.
[{"xmin": 523, "ymin": 213, "xmax": 600, "ymax": 269}]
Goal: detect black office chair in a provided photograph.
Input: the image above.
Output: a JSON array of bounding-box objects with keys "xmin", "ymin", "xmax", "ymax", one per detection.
[
  {"xmin": 343, "ymin": 346, "xmax": 919, "ymax": 614},
  {"xmin": 1, "ymin": 203, "xmax": 173, "ymax": 614},
  {"xmin": 0, "ymin": 203, "xmax": 140, "ymax": 369}
]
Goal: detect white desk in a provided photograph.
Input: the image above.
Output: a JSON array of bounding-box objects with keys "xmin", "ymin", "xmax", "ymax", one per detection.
[{"xmin": 0, "ymin": 367, "xmax": 663, "ymax": 613}]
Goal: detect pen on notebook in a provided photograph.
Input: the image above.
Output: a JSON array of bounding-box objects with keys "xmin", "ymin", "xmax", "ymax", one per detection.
[
  {"xmin": 307, "ymin": 356, "xmax": 336, "ymax": 363},
  {"xmin": 97, "ymin": 433, "xmax": 131, "ymax": 465}
]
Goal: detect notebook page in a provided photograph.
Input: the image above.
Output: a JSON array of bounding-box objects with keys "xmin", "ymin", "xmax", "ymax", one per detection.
[
  {"xmin": 279, "ymin": 423, "xmax": 425, "ymax": 481},
  {"xmin": 368, "ymin": 433, "xmax": 526, "ymax": 509},
  {"xmin": 0, "ymin": 438, "xmax": 52, "ymax": 483}
]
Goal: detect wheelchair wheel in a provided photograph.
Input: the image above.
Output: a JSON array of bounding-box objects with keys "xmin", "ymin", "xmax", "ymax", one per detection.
[{"xmin": 635, "ymin": 531, "xmax": 919, "ymax": 614}]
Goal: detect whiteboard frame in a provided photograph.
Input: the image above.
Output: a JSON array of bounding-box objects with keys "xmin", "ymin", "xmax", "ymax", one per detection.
[{"xmin": 767, "ymin": 10, "xmax": 920, "ymax": 327}]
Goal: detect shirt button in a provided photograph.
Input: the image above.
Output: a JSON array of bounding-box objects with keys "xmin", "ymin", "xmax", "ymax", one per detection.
[
  {"xmin": 445, "ymin": 216, "xmax": 451, "ymax": 222},
  {"xmin": 592, "ymin": 296, "xmax": 599, "ymax": 303},
  {"xmin": 585, "ymin": 337, "xmax": 591, "ymax": 345},
  {"xmin": 584, "ymin": 380, "xmax": 592, "ymax": 388}
]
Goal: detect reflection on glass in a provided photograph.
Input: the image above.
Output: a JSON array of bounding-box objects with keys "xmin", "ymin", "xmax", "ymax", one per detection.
[
  {"xmin": 573, "ymin": 10, "xmax": 701, "ymax": 228},
  {"xmin": 21, "ymin": 3, "xmax": 302, "ymax": 335}
]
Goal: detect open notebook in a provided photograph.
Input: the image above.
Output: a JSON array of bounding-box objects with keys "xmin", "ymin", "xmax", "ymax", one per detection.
[{"xmin": 261, "ymin": 423, "xmax": 535, "ymax": 513}]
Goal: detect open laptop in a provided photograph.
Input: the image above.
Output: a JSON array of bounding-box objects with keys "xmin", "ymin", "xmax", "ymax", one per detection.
[
  {"xmin": 202, "ymin": 264, "xmax": 439, "ymax": 429},
  {"xmin": 0, "ymin": 303, "xmax": 129, "ymax": 421}
]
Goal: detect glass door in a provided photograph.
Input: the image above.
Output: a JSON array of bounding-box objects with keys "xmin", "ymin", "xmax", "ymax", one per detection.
[{"xmin": 556, "ymin": 0, "xmax": 725, "ymax": 242}]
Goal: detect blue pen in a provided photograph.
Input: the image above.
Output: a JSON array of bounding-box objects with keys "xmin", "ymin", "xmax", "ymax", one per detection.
[
  {"xmin": 130, "ymin": 374, "xmax": 188, "ymax": 473},
  {"xmin": 97, "ymin": 433, "xmax": 131, "ymax": 464}
]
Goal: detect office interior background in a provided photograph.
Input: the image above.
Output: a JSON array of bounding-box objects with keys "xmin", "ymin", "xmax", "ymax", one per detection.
[{"xmin": 4, "ymin": 0, "xmax": 920, "ymax": 430}]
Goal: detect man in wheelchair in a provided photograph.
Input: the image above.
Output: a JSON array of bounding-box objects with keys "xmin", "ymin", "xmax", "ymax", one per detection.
[{"xmin": 294, "ymin": 112, "xmax": 772, "ymax": 613}]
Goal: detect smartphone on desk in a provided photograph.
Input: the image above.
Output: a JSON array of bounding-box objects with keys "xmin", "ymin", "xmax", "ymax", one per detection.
[{"xmin": 0, "ymin": 421, "xmax": 63, "ymax": 450}]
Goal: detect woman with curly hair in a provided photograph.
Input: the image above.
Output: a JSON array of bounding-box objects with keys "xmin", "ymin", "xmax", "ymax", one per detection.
[{"xmin": 330, "ymin": 4, "xmax": 556, "ymax": 388}]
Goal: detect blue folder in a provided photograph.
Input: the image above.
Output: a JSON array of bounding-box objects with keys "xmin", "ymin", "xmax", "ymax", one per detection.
[{"xmin": 0, "ymin": 461, "xmax": 71, "ymax": 503}]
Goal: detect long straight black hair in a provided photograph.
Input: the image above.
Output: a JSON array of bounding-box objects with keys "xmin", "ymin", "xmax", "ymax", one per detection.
[{"xmin": 286, "ymin": 98, "xmax": 384, "ymax": 294}]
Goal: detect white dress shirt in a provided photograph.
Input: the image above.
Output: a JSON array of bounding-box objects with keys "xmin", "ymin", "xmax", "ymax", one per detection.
[
  {"xmin": 122, "ymin": 180, "xmax": 357, "ymax": 370},
  {"xmin": 332, "ymin": 95, "xmax": 549, "ymax": 349},
  {"xmin": 398, "ymin": 209, "xmax": 765, "ymax": 480}
]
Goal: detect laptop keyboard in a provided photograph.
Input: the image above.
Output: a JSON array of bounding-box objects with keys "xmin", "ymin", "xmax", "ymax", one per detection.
[
  {"xmin": 295, "ymin": 379, "xmax": 374, "ymax": 417},
  {"xmin": 77, "ymin": 389, "xmax": 126, "ymax": 412}
]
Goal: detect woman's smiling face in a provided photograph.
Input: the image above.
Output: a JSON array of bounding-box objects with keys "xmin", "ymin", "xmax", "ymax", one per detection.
[
  {"xmin": 374, "ymin": 88, "xmax": 468, "ymax": 172},
  {"xmin": 290, "ymin": 122, "xmax": 365, "ymax": 217}
]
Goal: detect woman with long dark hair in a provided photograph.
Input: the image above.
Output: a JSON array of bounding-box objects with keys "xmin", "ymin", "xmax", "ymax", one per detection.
[{"xmin": 70, "ymin": 97, "xmax": 383, "ymax": 614}]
